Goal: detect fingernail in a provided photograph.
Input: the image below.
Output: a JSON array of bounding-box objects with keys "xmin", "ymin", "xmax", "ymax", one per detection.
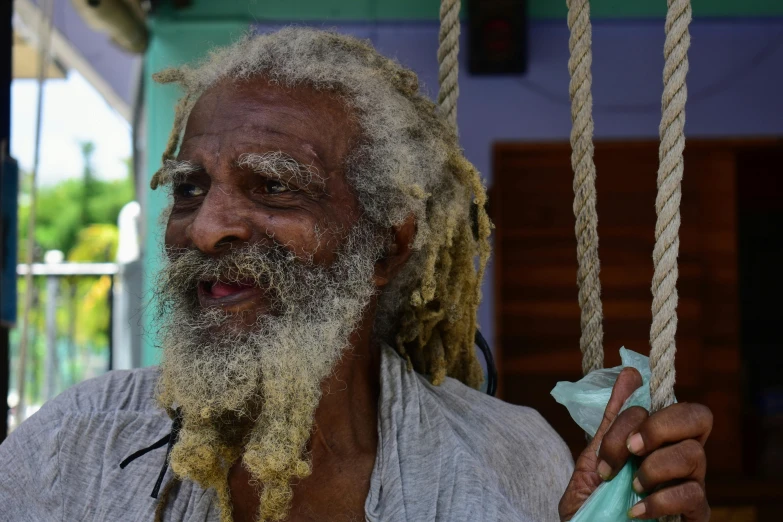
[
  {"xmin": 627, "ymin": 433, "xmax": 644, "ymax": 455},
  {"xmin": 628, "ymin": 502, "xmax": 646, "ymax": 519},
  {"xmin": 597, "ymin": 460, "xmax": 612, "ymax": 480},
  {"xmin": 632, "ymin": 476, "xmax": 643, "ymax": 493}
]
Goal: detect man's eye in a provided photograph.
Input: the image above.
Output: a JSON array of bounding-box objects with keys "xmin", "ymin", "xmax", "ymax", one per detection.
[
  {"xmin": 175, "ymin": 183, "xmax": 206, "ymax": 198},
  {"xmin": 265, "ymin": 180, "xmax": 289, "ymax": 194}
]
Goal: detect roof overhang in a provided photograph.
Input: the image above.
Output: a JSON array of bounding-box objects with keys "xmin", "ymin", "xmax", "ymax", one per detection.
[{"xmin": 13, "ymin": 0, "xmax": 143, "ymax": 122}]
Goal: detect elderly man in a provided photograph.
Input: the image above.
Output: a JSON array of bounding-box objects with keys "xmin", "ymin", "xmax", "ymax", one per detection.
[{"xmin": 0, "ymin": 29, "xmax": 712, "ymax": 522}]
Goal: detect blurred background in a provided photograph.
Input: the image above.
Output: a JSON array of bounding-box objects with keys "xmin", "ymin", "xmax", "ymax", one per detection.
[{"xmin": 1, "ymin": 1, "xmax": 781, "ymax": 520}]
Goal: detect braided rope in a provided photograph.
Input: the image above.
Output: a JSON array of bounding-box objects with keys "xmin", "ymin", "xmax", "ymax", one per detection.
[
  {"xmin": 650, "ymin": 0, "xmax": 691, "ymax": 425},
  {"xmin": 565, "ymin": 0, "xmax": 690, "ymax": 518},
  {"xmin": 437, "ymin": 0, "xmax": 461, "ymax": 129},
  {"xmin": 566, "ymin": 0, "xmax": 604, "ymax": 375}
]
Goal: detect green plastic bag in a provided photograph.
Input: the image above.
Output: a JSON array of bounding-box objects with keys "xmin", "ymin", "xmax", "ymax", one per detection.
[{"xmin": 551, "ymin": 348, "xmax": 660, "ymax": 522}]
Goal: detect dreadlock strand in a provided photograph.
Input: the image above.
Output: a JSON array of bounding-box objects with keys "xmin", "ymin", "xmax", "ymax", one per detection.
[
  {"xmin": 150, "ymin": 88, "xmax": 195, "ymax": 189},
  {"xmin": 429, "ymin": 329, "xmax": 448, "ymax": 385},
  {"xmin": 164, "ymin": 92, "xmax": 193, "ymax": 161},
  {"xmin": 152, "ymin": 67, "xmax": 187, "ymax": 85},
  {"xmin": 153, "ymin": 477, "xmax": 180, "ymax": 522}
]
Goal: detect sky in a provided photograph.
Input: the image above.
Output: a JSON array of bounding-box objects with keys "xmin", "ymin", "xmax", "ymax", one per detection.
[{"xmin": 11, "ymin": 70, "xmax": 132, "ymax": 186}]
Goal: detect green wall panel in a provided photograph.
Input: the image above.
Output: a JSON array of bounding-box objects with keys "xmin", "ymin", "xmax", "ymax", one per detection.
[
  {"xmin": 142, "ymin": 20, "xmax": 248, "ymax": 366},
  {"xmin": 152, "ymin": 0, "xmax": 783, "ymax": 21}
]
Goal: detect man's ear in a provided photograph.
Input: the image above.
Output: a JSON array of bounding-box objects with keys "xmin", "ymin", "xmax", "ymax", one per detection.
[{"xmin": 374, "ymin": 214, "xmax": 416, "ymax": 288}]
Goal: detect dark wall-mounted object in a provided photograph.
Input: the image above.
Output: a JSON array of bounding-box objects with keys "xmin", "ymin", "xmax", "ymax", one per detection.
[
  {"xmin": 1, "ymin": 0, "xmax": 12, "ymax": 443},
  {"xmin": 0, "ymin": 156, "xmax": 17, "ymax": 329},
  {"xmin": 468, "ymin": 0, "xmax": 527, "ymax": 75}
]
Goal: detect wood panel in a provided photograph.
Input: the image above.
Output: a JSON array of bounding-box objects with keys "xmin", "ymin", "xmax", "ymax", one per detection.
[{"xmin": 491, "ymin": 140, "xmax": 743, "ymax": 476}]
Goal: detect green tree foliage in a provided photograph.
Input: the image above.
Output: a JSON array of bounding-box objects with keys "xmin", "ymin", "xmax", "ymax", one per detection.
[
  {"xmin": 17, "ymin": 143, "xmax": 134, "ymax": 262},
  {"xmin": 12, "ymin": 142, "xmax": 135, "ymax": 411}
]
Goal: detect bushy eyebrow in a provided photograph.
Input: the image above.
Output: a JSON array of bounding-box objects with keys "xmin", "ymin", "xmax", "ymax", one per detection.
[
  {"xmin": 153, "ymin": 152, "xmax": 325, "ymax": 195},
  {"xmin": 237, "ymin": 151, "xmax": 325, "ymax": 193},
  {"xmin": 155, "ymin": 159, "xmax": 201, "ymax": 188}
]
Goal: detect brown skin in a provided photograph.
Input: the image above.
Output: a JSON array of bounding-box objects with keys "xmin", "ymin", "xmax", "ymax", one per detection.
[
  {"xmin": 559, "ymin": 368, "xmax": 713, "ymax": 521},
  {"xmin": 166, "ymin": 76, "xmax": 711, "ymax": 521}
]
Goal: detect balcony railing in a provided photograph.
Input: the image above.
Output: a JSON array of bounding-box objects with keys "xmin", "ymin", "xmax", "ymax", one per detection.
[{"xmin": 8, "ymin": 259, "xmax": 141, "ymax": 431}]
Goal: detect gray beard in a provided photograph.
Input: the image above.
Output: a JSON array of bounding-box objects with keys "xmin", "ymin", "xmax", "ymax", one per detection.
[{"xmin": 152, "ymin": 220, "xmax": 384, "ymax": 519}]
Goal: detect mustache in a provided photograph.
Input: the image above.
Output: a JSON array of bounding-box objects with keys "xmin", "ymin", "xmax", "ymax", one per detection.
[{"xmin": 157, "ymin": 242, "xmax": 307, "ymax": 305}]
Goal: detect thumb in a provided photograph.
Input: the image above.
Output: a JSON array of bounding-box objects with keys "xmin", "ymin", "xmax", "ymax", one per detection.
[{"xmin": 587, "ymin": 367, "xmax": 643, "ymax": 454}]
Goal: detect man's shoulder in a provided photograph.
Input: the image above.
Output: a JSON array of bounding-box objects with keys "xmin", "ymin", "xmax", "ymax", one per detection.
[
  {"xmin": 5, "ymin": 365, "xmax": 169, "ymax": 476},
  {"xmin": 0, "ymin": 367, "xmax": 174, "ymax": 520},
  {"xmin": 48, "ymin": 365, "xmax": 162, "ymax": 415},
  {"xmin": 434, "ymin": 375, "xmax": 572, "ymax": 464},
  {"xmin": 383, "ymin": 344, "xmax": 572, "ymax": 469},
  {"xmin": 417, "ymin": 373, "xmax": 574, "ymax": 520}
]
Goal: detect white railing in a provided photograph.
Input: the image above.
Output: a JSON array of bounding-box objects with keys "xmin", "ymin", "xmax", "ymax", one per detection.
[
  {"xmin": 16, "ymin": 263, "xmax": 119, "ymax": 276},
  {"xmin": 11, "ymin": 261, "xmax": 120, "ymax": 426},
  {"xmin": 8, "ymin": 202, "xmax": 143, "ymax": 432}
]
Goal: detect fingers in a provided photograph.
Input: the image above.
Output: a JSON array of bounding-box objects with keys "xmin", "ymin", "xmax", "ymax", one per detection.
[
  {"xmin": 628, "ymin": 481, "xmax": 710, "ymax": 521},
  {"xmin": 627, "ymin": 403, "xmax": 713, "ymax": 457},
  {"xmin": 632, "ymin": 439, "xmax": 707, "ymax": 494},
  {"xmin": 596, "ymin": 405, "xmax": 648, "ymax": 480},
  {"xmin": 592, "ymin": 367, "xmax": 643, "ymax": 445},
  {"xmin": 625, "ymin": 404, "xmax": 713, "ymax": 522},
  {"xmin": 564, "ymin": 370, "xmax": 643, "ymax": 521}
]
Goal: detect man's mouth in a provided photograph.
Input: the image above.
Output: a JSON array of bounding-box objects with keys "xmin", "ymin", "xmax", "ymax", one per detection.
[{"xmin": 197, "ymin": 279, "xmax": 269, "ymax": 312}]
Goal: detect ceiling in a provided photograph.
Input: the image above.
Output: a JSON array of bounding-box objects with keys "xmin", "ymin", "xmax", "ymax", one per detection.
[{"xmin": 12, "ymin": 30, "xmax": 66, "ymax": 80}]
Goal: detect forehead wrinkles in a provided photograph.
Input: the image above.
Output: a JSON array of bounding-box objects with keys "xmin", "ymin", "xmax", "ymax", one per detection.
[{"xmin": 203, "ymin": 77, "xmax": 360, "ymax": 168}]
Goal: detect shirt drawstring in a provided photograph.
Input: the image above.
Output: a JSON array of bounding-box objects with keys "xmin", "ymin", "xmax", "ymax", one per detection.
[{"xmin": 119, "ymin": 409, "xmax": 183, "ymax": 499}]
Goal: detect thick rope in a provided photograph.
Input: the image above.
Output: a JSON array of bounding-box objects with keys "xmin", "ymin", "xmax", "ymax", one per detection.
[
  {"xmin": 437, "ymin": 0, "xmax": 461, "ymax": 129},
  {"xmin": 563, "ymin": 0, "xmax": 688, "ymax": 517},
  {"xmin": 649, "ymin": 0, "xmax": 691, "ymax": 427},
  {"xmin": 566, "ymin": 0, "xmax": 604, "ymax": 375}
]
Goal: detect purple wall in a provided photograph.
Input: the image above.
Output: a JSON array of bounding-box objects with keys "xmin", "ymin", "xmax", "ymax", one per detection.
[{"xmin": 254, "ymin": 20, "xmax": 783, "ymax": 348}]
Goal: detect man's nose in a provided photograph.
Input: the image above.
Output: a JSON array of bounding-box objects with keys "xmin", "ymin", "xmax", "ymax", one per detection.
[{"xmin": 185, "ymin": 187, "xmax": 253, "ymax": 254}]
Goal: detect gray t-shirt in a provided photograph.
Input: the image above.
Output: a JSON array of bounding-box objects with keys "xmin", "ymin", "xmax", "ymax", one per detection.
[{"xmin": 0, "ymin": 346, "xmax": 573, "ymax": 521}]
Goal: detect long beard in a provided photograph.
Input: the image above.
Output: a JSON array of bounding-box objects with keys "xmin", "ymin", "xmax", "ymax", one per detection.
[{"xmin": 153, "ymin": 221, "xmax": 384, "ymax": 521}]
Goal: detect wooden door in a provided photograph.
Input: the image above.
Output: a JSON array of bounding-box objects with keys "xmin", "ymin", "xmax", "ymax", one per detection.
[{"xmin": 491, "ymin": 140, "xmax": 742, "ymax": 475}]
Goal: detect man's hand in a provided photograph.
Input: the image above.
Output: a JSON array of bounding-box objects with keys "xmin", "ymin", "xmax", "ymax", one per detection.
[{"xmin": 558, "ymin": 368, "xmax": 713, "ymax": 521}]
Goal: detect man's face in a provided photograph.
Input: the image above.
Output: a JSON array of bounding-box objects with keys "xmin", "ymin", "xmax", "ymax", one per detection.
[
  {"xmin": 164, "ymin": 76, "xmax": 363, "ymax": 320},
  {"xmin": 154, "ymin": 77, "xmax": 389, "ymax": 515}
]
